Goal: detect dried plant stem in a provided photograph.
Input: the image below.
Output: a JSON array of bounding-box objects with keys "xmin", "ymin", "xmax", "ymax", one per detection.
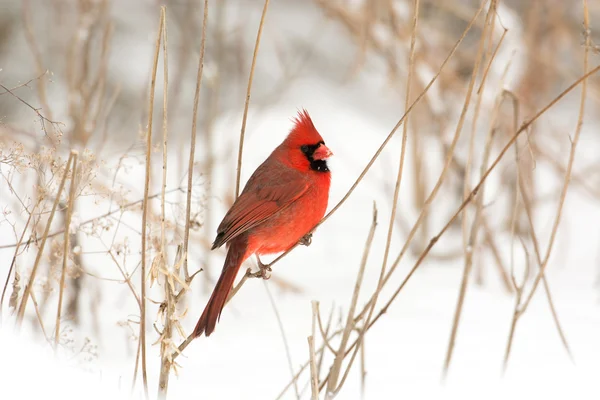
[
  {"xmin": 503, "ymin": 237, "xmax": 530, "ymax": 370},
  {"xmin": 313, "ymin": 64, "xmax": 600, "ymax": 392},
  {"xmin": 327, "ymin": 203, "xmax": 378, "ymax": 398},
  {"xmin": 444, "ymin": 1, "xmax": 499, "ymax": 375},
  {"xmin": 351, "ymin": 5, "xmax": 419, "ymax": 391},
  {"xmin": 519, "ymin": 0, "xmax": 591, "ymax": 315},
  {"xmin": 0, "ymin": 187, "xmax": 187, "ymax": 251},
  {"xmin": 22, "ymin": 0, "xmax": 58, "ymax": 144},
  {"xmin": 444, "ymin": 87, "xmax": 496, "ymax": 376},
  {"xmin": 29, "ymin": 289, "xmax": 50, "ymax": 343},
  {"xmin": 16, "ymin": 151, "xmax": 75, "ymax": 327},
  {"xmin": 501, "ymin": 1, "xmax": 593, "ymax": 364},
  {"xmin": 369, "ymin": 63, "xmax": 600, "ymax": 328},
  {"xmin": 140, "ymin": 9, "xmax": 165, "ymax": 398},
  {"xmin": 235, "ymin": 0, "xmax": 271, "ymax": 198},
  {"xmin": 481, "ymin": 216, "xmax": 513, "ymax": 292},
  {"xmin": 157, "ymin": 6, "xmax": 173, "ymax": 399},
  {"xmin": 462, "ymin": 1, "xmax": 499, "ymax": 275},
  {"xmin": 182, "ymin": 0, "xmax": 209, "ymax": 283},
  {"xmin": 54, "ymin": 151, "xmax": 79, "ymax": 349},
  {"xmin": 1, "ymin": 201, "xmax": 38, "ymax": 321},
  {"xmin": 308, "ymin": 301, "xmax": 319, "ymax": 400},
  {"xmin": 503, "ymin": 113, "xmax": 573, "ymax": 368}
]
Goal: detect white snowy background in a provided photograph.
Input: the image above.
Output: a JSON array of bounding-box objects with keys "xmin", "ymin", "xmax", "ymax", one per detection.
[{"xmin": 1, "ymin": 1, "xmax": 599, "ymax": 399}]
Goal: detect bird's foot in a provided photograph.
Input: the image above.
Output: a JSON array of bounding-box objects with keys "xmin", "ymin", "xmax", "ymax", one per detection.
[
  {"xmin": 249, "ymin": 255, "xmax": 272, "ymax": 280},
  {"xmin": 299, "ymin": 233, "xmax": 313, "ymax": 247}
]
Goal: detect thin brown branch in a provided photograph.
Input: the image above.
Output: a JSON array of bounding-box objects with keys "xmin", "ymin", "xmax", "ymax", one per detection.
[
  {"xmin": 140, "ymin": 9, "xmax": 165, "ymax": 398},
  {"xmin": 1, "ymin": 201, "xmax": 38, "ymax": 319},
  {"xmin": 0, "ymin": 187, "xmax": 187, "ymax": 250},
  {"xmin": 22, "ymin": 0, "xmax": 58, "ymax": 144},
  {"xmin": 327, "ymin": 202, "xmax": 378, "ymax": 397},
  {"xmin": 157, "ymin": 6, "xmax": 173, "ymax": 399},
  {"xmin": 519, "ymin": 0, "xmax": 592, "ymax": 315},
  {"xmin": 235, "ymin": 0, "xmax": 271, "ymax": 198},
  {"xmin": 54, "ymin": 151, "xmax": 78, "ymax": 348},
  {"xmin": 308, "ymin": 301, "xmax": 319, "ymax": 400},
  {"xmin": 444, "ymin": 0, "xmax": 499, "ymax": 375},
  {"xmin": 182, "ymin": 0, "xmax": 209, "ymax": 283},
  {"xmin": 16, "ymin": 151, "xmax": 75, "ymax": 327},
  {"xmin": 317, "ymin": 63, "xmax": 600, "ymax": 390}
]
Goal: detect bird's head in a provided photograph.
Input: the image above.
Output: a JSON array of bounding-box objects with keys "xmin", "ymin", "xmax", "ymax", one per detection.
[{"xmin": 282, "ymin": 110, "xmax": 333, "ymax": 173}]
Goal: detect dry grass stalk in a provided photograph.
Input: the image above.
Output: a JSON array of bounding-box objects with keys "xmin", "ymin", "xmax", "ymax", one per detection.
[
  {"xmin": 299, "ymin": 63, "xmax": 600, "ymax": 396},
  {"xmin": 308, "ymin": 301, "xmax": 319, "ymax": 400},
  {"xmin": 166, "ymin": 0, "xmax": 210, "ymax": 363},
  {"xmin": 500, "ymin": 0, "xmax": 595, "ymax": 361},
  {"xmin": 182, "ymin": 0, "xmax": 209, "ymax": 284},
  {"xmin": 1, "ymin": 201, "xmax": 39, "ymax": 321},
  {"xmin": 444, "ymin": 0, "xmax": 501, "ymax": 375},
  {"xmin": 503, "ymin": 235, "xmax": 531, "ymax": 370},
  {"xmin": 505, "ymin": 113, "xmax": 574, "ymax": 366},
  {"xmin": 235, "ymin": 0, "xmax": 271, "ymax": 198},
  {"xmin": 326, "ymin": 203, "xmax": 378, "ymax": 399},
  {"xmin": 0, "ymin": 187, "xmax": 189, "ymax": 251},
  {"xmin": 518, "ymin": 0, "xmax": 592, "ymax": 314},
  {"xmin": 156, "ymin": 6, "xmax": 175, "ymax": 399},
  {"xmin": 348, "ymin": 0, "xmax": 488, "ymax": 327},
  {"xmin": 357, "ymin": 1, "xmax": 419, "ymax": 377},
  {"xmin": 22, "ymin": 0, "xmax": 59, "ymax": 144},
  {"xmin": 16, "ymin": 150, "xmax": 76, "ymax": 327},
  {"xmin": 139, "ymin": 8, "xmax": 166, "ymax": 398},
  {"xmin": 54, "ymin": 151, "xmax": 79, "ymax": 349},
  {"xmin": 462, "ymin": 2, "xmax": 502, "ymax": 280}
]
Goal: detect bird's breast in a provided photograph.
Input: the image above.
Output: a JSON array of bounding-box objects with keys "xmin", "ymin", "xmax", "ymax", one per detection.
[{"xmin": 250, "ymin": 183, "xmax": 329, "ymax": 255}]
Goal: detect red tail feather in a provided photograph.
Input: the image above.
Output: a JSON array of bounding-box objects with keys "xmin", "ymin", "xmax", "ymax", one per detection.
[{"xmin": 193, "ymin": 237, "xmax": 247, "ymax": 337}]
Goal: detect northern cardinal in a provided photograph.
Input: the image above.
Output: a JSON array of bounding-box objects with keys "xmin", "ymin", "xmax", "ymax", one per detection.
[{"xmin": 192, "ymin": 110, "xmax": 333, "ymax": 337}]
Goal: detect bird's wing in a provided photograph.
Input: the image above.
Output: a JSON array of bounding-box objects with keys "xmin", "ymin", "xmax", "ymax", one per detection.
[{"xmin": 211, "ymin": 162, "xmax": 309, "ymax": 249}]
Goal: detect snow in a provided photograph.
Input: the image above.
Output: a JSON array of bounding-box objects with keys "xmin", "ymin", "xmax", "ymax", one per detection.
[{"xmin": 1, "ymin": 1, "xmax": 600, "ymax": 399}]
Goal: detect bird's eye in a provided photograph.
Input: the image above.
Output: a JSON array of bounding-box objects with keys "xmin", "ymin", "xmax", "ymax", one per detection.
[{"xmin": 300, "ymin": 145, "xmax": 309, "ymax": 153}]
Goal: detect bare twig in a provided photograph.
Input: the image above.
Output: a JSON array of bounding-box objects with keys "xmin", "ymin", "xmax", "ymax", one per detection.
[
  {"xmin": 0, "ymin": 83, "xmax": 64, "ymax": 137},
  {"xmin": 182, "ymin": 0, "xmax": 209, "ymax": 283},
  {"xmin": 444, "ymin": 1, "xmax": 498, "ymax": 375},
  {"xmin": 139, "ymin": 9, "xmax": 165, "ymax": 398},
  {"xmin": 0, "ymin": 187, "xmax": 188, "ymax": 250},
  {"xmin": 22, "ymin": 0, "xmax": 59, "ymax": 144},
  {"xmin": 308, "ymin": 301, "xmax": 319, "ymax": 400},
  {"xmin": 16, "ymin": 151, "xmax": 75, "ymax": 327},
  {"xmin": 346, "ymin": 4, "xmax": 419, "ymax": 395},
  {"xmin": 326, "ymin": 203, "xmax": 378, "ymax": 398},
  {"xmin": 235, "ymin": 0, "xmax": 271, "ymax": 198},
  {"xmin": 315, "ymin": 64, "xmax": 600, "ymax": 391},
  {"xmin": 503, "ymin": 236, "xmax": 531, "ymax": 370},
  {"xmin": 518, "ymin": 0, "xmax": 591, "ymax": 317},
  {"xmin": 157, "ymin": 6, "xmax": 174, "ymax": 399},
  {"xmin": 54, "ymin": 151, "xmax": 79, "ymax": 349},
  {"xmin": 1, "ymin": 201, "xmax": 38, "ymax": 321},
  {"xmin": 0, "ymin": 71, "xmax": 48, "ymax": 95}
]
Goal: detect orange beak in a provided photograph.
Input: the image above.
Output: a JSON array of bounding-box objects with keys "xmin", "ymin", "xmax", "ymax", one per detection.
[{"xmin": 312, "ymin": 143, "xmax": 333, "ymax": 160}]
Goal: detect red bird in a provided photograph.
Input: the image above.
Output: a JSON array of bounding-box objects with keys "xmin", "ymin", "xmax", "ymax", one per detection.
[{"xmin": 193, "ymin": 110, "xmax": 333, "ymax": 337}]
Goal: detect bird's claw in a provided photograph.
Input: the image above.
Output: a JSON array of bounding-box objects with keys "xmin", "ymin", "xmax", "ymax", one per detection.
[
  {"xmin": 299, "ymin": 233, "xmax": 313, "ymax": 247},
  {"xmin": 250, "ymin": 256, "xmax": 272, "ymax": 280}
]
